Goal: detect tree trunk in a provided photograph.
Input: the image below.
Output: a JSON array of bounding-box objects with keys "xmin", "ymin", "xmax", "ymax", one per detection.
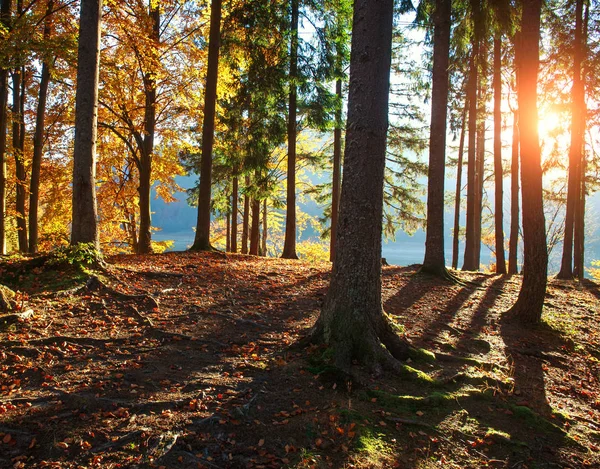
[
  {"xmin": 231, "ymin": 175, "xmax": 238, "ymax": 252},
  {"xmin": 330, "ymin": 79, "xmax": 342, "ymax": 262},
  {"xmin": 506, "ymin": 0, "xmax": 547, "ymax": 324},
  {"xmin": 71, "ymin": 0, "xmax": 102, "ymax": 248},
  {"xmin": 493, "ymin": 34, "xmax": 506, "ymax": 274},
  {"xmin": 463, "ymin": 31, "xmax": 479, "ymax": 271},
  {"xmin": 0, "ymin": 0, "xmax": 9, "ymax": 254},
  {"xmin": 226, "ymin": 207, "xmax": 231, "ymax": 252},
  {"xmin": 192, "ymin": 0, "xmax": 222, "ymax": 251},
  {"xmin": 311, "ymin": 0, "xmax": 411, "ymax": 372},
  {"xmin": 249, "ymin": 198, "xmax": 260, "ymax": 256},
  {"xmin": 508, "ymin": 108, "xmax": 520, "ymax": 275},
  {"xmin": 474, "ymin": 51, "xmax": 486, "ymax": 270},
  {"xmin": 452, "ymin": 98, "xmax": 468, "ymax": 270},
  {"xmin": 28, "ymin": 0, "xmax": 53, "ymax": 254},
  {"xmin": 13, "ymin": 68, "xmax": 28, "ymax": 252},
  {"xmin": 282, "ymin": 0, "xmax": 299, "ymax": 259},
  {"xmin": 557, "ymin": 0, "xmax": 584, "ymax": 280},
  {"xmin": 573, "ymin": 0, "xmax": 589, "ymax": 281},
  {"xmin": 241, "ymin": 176, "xmax": 249, "ymax": 254},
  {"xmin": 0, "ymin": 66, "xmax": 6, "ymax": 255},
  {"xmin": 422, "ymin": 0, "xmax": 451, "ymax": 276},
  {"xmin": 261, "ymin": 199, "xmax": 267, "ymax": 257},
  {"xmin": 137, "ymin": 1, "xmax": 161, "ymax": 255}
]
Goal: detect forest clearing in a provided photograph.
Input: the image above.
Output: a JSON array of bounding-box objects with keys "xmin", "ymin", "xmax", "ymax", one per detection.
[{"xmin": 0, "ymin": 251, "xmax": 599, "ymax": 468}]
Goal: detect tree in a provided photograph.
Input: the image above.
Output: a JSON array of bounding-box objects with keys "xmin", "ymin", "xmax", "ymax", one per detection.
[
  {"xmin": 493, "ymin": 32, "xmax": 506, "ymax": 274},
  {"xmin": 71, "ymin": 0, "xmax": 102, "ymax": 247},
  {"xmin": 191, "ymin": 0, "xmax": 222, "ymax": 251},
  {"xmin": 557, "ymin": 0, "xmax": 585, "ymax": 280},
  {"xmin": 281, "ymin": 0, "xmax": 299, "ymax": 259},
  {"xmin": 29, "ymin": 0, "xmax": 54, "ymax": 253},
  {"xmin": 506, "ymin": 0, "xmax": 547, "ymax": 324},
  {"xmin": 0, "ymin": 0, "xmax": 9, "ymax": 254},
  {"xmin": 422, "ymin": 0, "xmax": 452, "ymax": 276},
  {"xmin": 310, "ymin": 0, "xmax": 411, "ymax": 371}
]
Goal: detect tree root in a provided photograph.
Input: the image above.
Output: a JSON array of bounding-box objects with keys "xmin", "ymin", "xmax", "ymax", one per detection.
[
  {"xmin": 417, "ymin": 266, "xmax": 467, "ymax": 285},
  {"xmin": 0, "ymin": 309, "xmax": 35, "ymax": 327},
  {"xmin": 1, "ymin": 335, "xmax": 129, "ymax": 348}
]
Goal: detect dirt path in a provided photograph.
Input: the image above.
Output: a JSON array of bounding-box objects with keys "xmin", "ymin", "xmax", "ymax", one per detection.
[{"xmin": 1, "ymin": 252, "xmax": 598, "ymax": 468}]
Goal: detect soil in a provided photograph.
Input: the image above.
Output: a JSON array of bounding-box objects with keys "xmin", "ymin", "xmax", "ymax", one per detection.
[{"xmin": 0, "ymin": 251, "xmax": 599, "ymax": 468}]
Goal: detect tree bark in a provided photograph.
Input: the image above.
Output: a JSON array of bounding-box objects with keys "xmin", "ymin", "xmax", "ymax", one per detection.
[
  {"xmin": 557, "ymin": 0, "xmax": 584, "ymax": 280},
  {"xmin": 231, "ymin": 175, "xmax": 238, "ymax": 252},
  {"xmin": 13, "ymin": 67, "xmax": 28, "ymax": 252},
  {"xmin": 508, "ymin": 108, "xmax": 520, "ymax": 274},
  {"xmin": 452, "ymin": 98, "xmax": 468, "ymax": 270},
  {"xmin": 493, "ymin": 34, "xmax": 506, "ymax": 274},
  {"xmin": 71, "ymin": 0, "xmax": 102, "ymax": 248},
  {"xmin": 249, "ymin": 197, "xmax": 260, "ymax": 256},
  {"xmin": 506, "ymin": 0, "xmax": 547, "ymax": 324},
  {"xmin": 330, "ymin": 79, "xmax": 342, "ymax": 262},
  {"xmin": 311, "ymin": 0, "xmax": 411, "ymax": 371},
  {"xmin": 261, "ymin": 199, "xmax": 267, "ymax": 257},
  {"xmin": 463, "ymin": 30, "xmax": 479, "ymax": 271},
  {"xmin": 422, "ymin": 0, "xmax": 451, "ymax": 276},
  {"xmin": 0, "ymin": 0, "xmax": 9, "ymax": 254},
  {"xmin": 28, "ymin": 0, "xmax": 53, "ymax": 253},
  {"xmin": 137, "ymin": 1, "xmax": 161, "ymax": 254},
  {"xmin": 192, "ymin": 0, "xmax": 222, "ymax": 251},
  {"xmin": 226, "ymin": 206, "xmax": 231, "ymax": 252},
  {"xmin": 241, "ymin": 176, "xmax": 249, "ymax": 254},
  {"xmin": 282, "ymin": 0, "xmax": 299, "ymax": 259}
]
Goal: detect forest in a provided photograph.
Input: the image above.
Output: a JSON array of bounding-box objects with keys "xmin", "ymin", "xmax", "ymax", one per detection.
[{"xmin": 1, "ymin": 0, "xmax": 600, "ymax": 468}]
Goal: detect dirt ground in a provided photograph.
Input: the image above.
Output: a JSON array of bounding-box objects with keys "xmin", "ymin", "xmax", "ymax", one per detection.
[{"xmin": 0, "ymin": 251, "xmax": 599, "ymax": 468}]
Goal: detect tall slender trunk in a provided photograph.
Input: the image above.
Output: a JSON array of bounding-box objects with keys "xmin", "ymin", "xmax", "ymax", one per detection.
[
  {"xmin": 473, "ymin": 44, "xmax": 487, "ymax": 270},
  {"xmin": 136, "ymin": 2, "xmax": 160, "ymax": 254},
  {"xmin": 0, "ymin": 0, "xmax": 10, "ymax": 254},
  {"xmin": 241, "ymin": 176, "xmax": 249, "ymax": 254},
  {"xmin": 508, "ymin": 108, "xmax": 520, "ymax": 274},
  {"xmin": 573, "ymin": 0, "xmax": 589, "ymax": 280},
  {"xmin": 192, "ymin": 0, "xmax": 222, "ymax": 250},
  {"xmin": 422, "ymin": 0, "xmax": 452, "ymax": 275},
  {"xmin": 330, "ymin": 79, "xmax": 342, "ymax": 262},
  {"xmin": 71, "ymin": 0, "xmax": 102, "ymax": 247},
  {"xmin": 452, "ymin": 98, "xmax": 468, "ymax": 270},
  {"xmin": 231, "ymin": 175, "xmax": 238, "ymax": 252},
  {"xmin": 557, "ymin": 0, "xmax": 585, "ymax": 280},
  {"xmin": 282, "ymin": 0, "xmax": 299, "ymax": 259},
  {"xmin": 493, "ymin": 35, "xmax": 506, "ymax": 274},
  {"xmin": 226, "ymin": 207, "xmax": 230, "ymax": 252},
  {"xmin": 29, "ymin": 0, "xmax": 53, "ymax": 253},
  {"xmin": 261, "ymin": 199, "xmax": 267, "ymax": 257},
  {"xmin": 13, "ymin": 68, "xmax": 28, "ymax": 252},
  {"xmin": 250, "ymin": 197, "xmax": 260, "ymax": 255},
  {"xmin": 508, "ymin": 0, "xmax": 547, "ymax": 324},
  {"xmin": 463, "ymin": 35, "xmax": 479, "ymax": 271}
]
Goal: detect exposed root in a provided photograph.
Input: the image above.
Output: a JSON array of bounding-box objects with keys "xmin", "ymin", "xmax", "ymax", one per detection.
[
  {"xmin": 86, "ymin": 276, "xmax": 160, "ymax": 310},
  {"xmin": 418, "ymin": 265, "xmax": 467, "ymax": 285},
  {"xmin": 1, "ymin": 335, "xmax": 129, "ymax": 348}
]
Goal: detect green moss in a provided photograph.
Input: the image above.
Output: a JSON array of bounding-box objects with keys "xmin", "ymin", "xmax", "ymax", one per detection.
[
  {"xmin": 408, "ymin": 348, "xmax": 437, "ymax": 363},
  {"xmin": 399, "ymin": 365, "xmax": 437, "ymax": 385}
]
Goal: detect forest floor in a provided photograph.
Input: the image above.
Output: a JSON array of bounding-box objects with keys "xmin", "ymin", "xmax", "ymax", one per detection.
[{"xmin": 0, "ymin": 251, "xmax": 599, "ymax": 469}]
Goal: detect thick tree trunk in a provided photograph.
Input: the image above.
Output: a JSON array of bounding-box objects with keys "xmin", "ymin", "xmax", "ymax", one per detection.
[
  {"xmin": 282, "ymin": 0, "xmax": 299, "ymax": 259},
  {"xmin": 13, "ymin": 68, "xmax": 28, "ymax": 252},
  {"xmin": 231, "ymin": 175, "xmax": 238, "ymax": 253},
  {"xmin": 463, "ymin": 34, "xmax": 479, "ymax": 271},
  {"xmin": 557, "ymin": 0, "xmax": 584, "ymax": 280},
  {"xmin": 192, "ymin": 0, "xmax": 222, "ymax": 251},
  {"xmin": 71, "ymin": 0, "xmax": 102, "ymax": 248},
  {"xmin": 493, "ymin": 35, "xmax": 506, "ymax": 274},
  {"xmin": 312, "ymin": 0, "xmax": 411, "ymax": 371},
  {"xmin": 330, "ymin": 79, "xmax": 342, "ymax": 262},
  {"xmin": 29, "ymin": 0, "xmax": 53, "ymax": 253},
  {"xmin": 508, "ymin": 108, "xmax": 520, "ymax": 275},
  {"xmin": 507, "ymin": 0, "xmax": 547, "ymax": 324},
  {"xmin": 422, "ymin": 0, "xmax": 451, "ymax": 276},
  {"xmin": 452, "ymin": 99, "xmax": 468, "ymax": 270},
  {"xmin": 137, "ymin": 2, "xmax": 161, "ymax": 254},
  {"xmin": 249, "ymin": 198, "xmax": 260, "ymax": 256},
  {"xmin": 241, "ymin": 176, "xmax": 249, "ymax": 254}
]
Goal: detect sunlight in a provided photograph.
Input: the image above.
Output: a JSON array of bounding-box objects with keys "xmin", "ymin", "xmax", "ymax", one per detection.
[{"xmin": 538, "ymin": 110, "xmax": 563, "ymax": 138}]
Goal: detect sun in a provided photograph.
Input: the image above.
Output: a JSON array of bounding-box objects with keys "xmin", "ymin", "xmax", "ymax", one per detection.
[{"xmin": 538, "ymin": 110, "xmax": 564, "ymax": 138}]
